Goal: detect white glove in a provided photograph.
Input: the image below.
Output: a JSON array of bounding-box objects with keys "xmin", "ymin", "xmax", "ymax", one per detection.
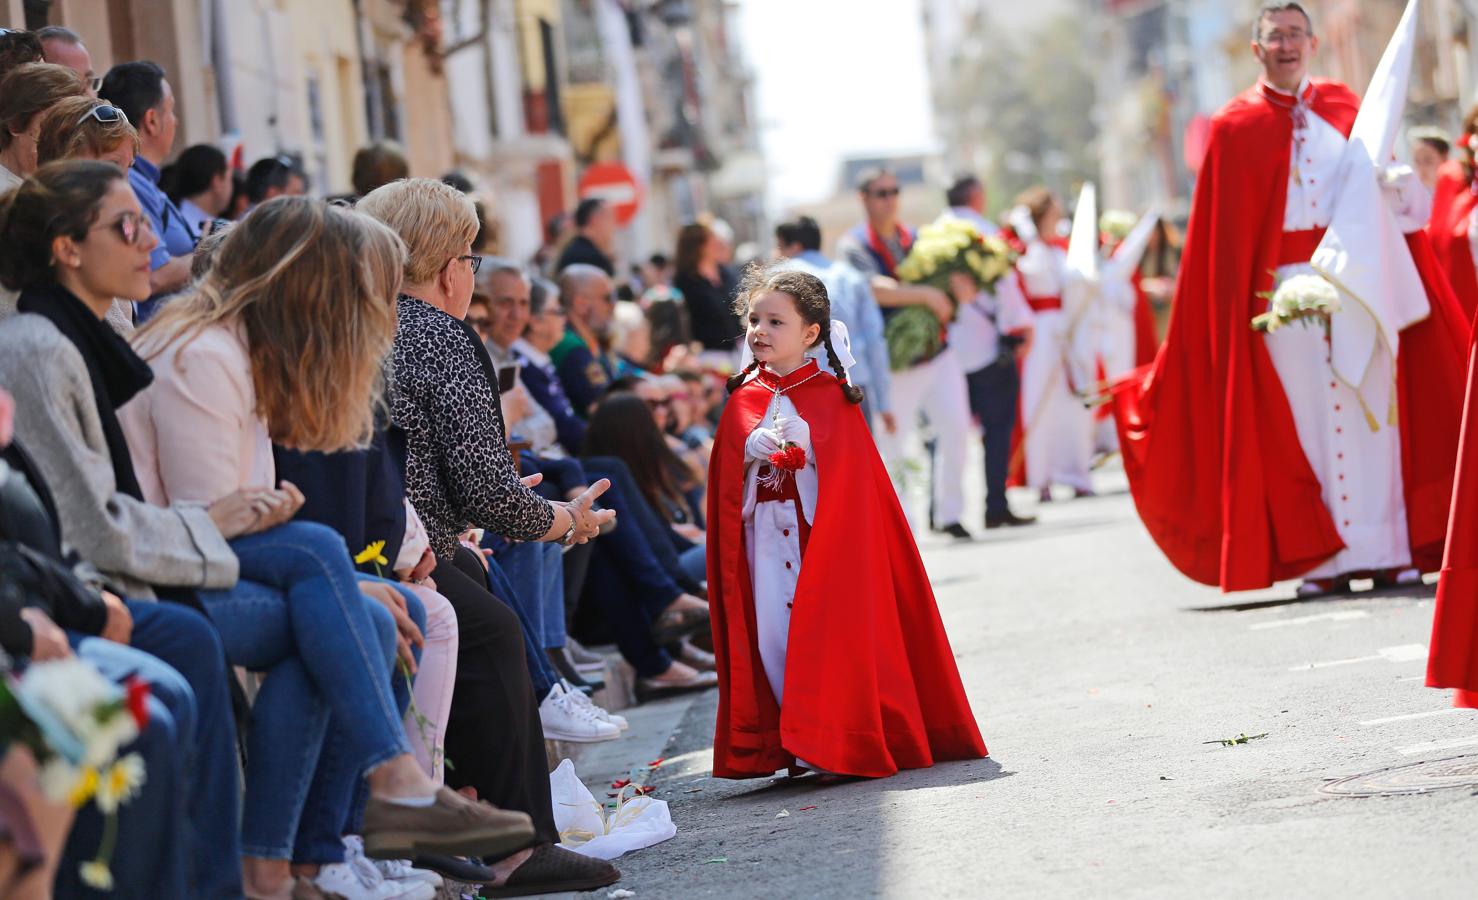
[
  {"xmin": 745, "ymin": 427, "xmax": 782, "ymax": 461},
  {"xmin": 774, "ymin": 415, "xmax": 812, "ymax": 456},
  {"xmin": 1007, "ymin": 205, "xmax": 1039, "ymax": 243},
  {"xmin": 1378, "ymin": 162, "xmax": 1432, "ymax": 232}
]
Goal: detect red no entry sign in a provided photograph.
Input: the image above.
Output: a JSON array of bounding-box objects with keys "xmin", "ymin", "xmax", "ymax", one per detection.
[{"xmin": 577, "ymin": 162, "xmax": 643, "ymax": 226}]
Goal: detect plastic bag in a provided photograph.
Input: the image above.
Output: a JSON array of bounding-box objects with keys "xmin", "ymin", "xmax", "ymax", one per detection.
[{"xmin": 550, "ymin": 758, "xmax": 677, "ymax": 860}]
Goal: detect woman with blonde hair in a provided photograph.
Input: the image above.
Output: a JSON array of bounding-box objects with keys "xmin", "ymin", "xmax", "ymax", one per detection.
[
  {"xmin": 360, "ymin": 177, "xmax": 624, "ymax": 896},
  {"xmin": 124, "ymin": 196, "xmax": 534, "ymax": 898},
  {"xmin": 34, "ymin": 95, "xmax": 143, "ymax": 334},
  {"xmin": 35, "ymin": 95, "xmax": 137, "ymax": 171}
]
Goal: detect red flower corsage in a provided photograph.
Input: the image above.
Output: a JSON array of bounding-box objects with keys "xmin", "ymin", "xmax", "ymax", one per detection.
[{"xmin": 768, "ymin": 442, "xmax": 807, "ymax": 471}]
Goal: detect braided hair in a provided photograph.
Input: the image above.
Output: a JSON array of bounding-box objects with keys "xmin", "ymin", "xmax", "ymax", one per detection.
[{"xmin": 726, "ymin": 263, "xmax": 865, "ymax": 404}]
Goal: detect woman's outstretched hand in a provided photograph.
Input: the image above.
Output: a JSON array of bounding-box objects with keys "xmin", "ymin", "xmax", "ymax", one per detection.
[{"xmin": 563, "ymin": 479, "xmax": 615, "ymax": 545}]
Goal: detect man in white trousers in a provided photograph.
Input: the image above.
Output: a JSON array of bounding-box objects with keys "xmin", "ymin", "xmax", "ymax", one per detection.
[{"xmin": 836, "ymin": 168, "xmax": 974, "ymax": 539}]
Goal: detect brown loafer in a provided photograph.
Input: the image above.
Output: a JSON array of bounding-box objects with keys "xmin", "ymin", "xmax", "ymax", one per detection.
[
  {"xmin": 362, "ymin": 787, "xmax": 536, "ymax": 861},
  {"xmin": 488, "ymin": 843, "xmax": 620, "ymax": 897}
]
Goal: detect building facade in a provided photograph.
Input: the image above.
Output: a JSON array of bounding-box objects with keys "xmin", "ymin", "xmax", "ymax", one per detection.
[{"xmin": 3, "ymin": 0, "xmax": 766, "ymax": 267}]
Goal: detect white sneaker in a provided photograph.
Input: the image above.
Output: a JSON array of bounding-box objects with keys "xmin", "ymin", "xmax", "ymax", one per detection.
[
  {"xmin": 540, "ymin": 683, "xmax": 620, "ymax": 742},
  {"xmin": 343, "ymin": 836, "xmax": 442, "ymax": 894},
  {"xmin": 314, "ymin": 862, "xmax": 432, "ymax": 900},
  {"xmin": 561, "ymin": 679, "xmax": 628, "ymax": 730}
]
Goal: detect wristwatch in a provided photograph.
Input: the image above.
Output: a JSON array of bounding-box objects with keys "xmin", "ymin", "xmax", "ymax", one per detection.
[{"xmin": 558, "ymin": 509, "xmax": 579, "ymax": 546}]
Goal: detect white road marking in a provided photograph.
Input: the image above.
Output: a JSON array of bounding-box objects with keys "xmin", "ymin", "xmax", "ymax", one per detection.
[
  {"xmin": 1250, "ymin": 610, "xmax": 1369, "ymax": 630},
  {"xmin": 1359, "ymin": 708, "xmax": 1465, "ymax": 726},
  {"xmin": 1290, "ymin": 645, "xmax": 1428, "ymax": 671},
  {"xmin": 1397, "ymin": 734, "xmax": 1478, "ymax": 755}
]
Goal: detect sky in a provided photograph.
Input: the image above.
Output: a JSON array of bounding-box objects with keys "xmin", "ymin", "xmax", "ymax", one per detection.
[{"xmin": 734, "ymin": 0, "xmax": 937, "ymax": 212}]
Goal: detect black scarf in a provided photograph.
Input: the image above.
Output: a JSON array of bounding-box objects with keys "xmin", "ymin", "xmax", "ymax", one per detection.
[{"xmin": 16, "ymin": 284, "xmax": 153, "ymax": 500}]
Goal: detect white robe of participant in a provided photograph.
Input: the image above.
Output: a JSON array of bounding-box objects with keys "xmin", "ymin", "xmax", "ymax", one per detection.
[
  {"xmin": 1018, "ymin": 241, "xmax": 1095, "ymax": 492},
  {"xmin": 1263, "ymin": 83, "xmax": 1430, "ymax": 579},
  {"xmin": 742, "ymin": 400, "xmax": 817, "ymax": 705}
]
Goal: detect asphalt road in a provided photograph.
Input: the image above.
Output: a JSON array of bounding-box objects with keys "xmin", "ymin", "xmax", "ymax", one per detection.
[{"xmin": 580, "ymin": 466, "xmax": 1478, "ymax": 899}]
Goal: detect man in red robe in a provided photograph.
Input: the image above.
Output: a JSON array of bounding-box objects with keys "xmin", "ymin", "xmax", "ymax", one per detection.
[
  {"xmin": 1426, "ymin": 148, "xmax": 1478, "ymax": 323},
  {"xmin": 1112, "ymin": 1, "xmax": 1468, "ymax": 594}
]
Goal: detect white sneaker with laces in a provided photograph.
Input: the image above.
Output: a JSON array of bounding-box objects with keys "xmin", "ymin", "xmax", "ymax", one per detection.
[
  {"xmin": 561, "ymin": 679, "xmax": 628, "ymax": 730},
  {"xmin": 540, "ymin": 683, "xmax": 620, "ymax": 742},
  {"xmin": 314, "ymin": 861, "xmax": 430, "ymax": 900},
  {"xmin": 343, "ymin": 836, "xmax": 442, "ymax": 893}
]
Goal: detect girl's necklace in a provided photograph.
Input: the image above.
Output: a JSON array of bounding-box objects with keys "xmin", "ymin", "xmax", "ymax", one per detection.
[{"xmin": 763, "ymin": 367, "xmax": 823, "ymax": 425}]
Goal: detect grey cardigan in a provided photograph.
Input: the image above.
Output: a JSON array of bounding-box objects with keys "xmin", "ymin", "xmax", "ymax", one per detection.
[{"xmin": 0, "ymin": 313, "xmax": 238, "ymax": 598}]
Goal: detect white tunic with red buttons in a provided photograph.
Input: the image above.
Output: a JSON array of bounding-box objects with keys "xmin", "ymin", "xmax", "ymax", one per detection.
[
  {"xmin": 742, "ymin": 395, "xmax": 818, "ymax": 704},
  {"xmin": 1262, "ymin": 83, "xmax": 1422, "ymax": 578}
]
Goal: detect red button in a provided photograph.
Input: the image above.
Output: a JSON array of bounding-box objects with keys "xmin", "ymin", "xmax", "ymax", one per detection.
[
  {"xmin": 1330, "ymin": 382, "xmax": 1337, "ymax": 389},
  {"xmin": 785, "ymin": 561, "xmax": 792, "ymax": 570},
  {"xmin": 783, "ymin": 530, "xmax": 790, "ymax": 537},
  {"xmin": 1344, "ymin": 520, "xmax": 1351, "ymax": 527},
  {"xmin": 1342, "ymin": 495, "xmax": 1349, "ymax": 502},
  {"xmin": 1334, "ymin": 405, "xmax": 1341, "ymax": 412},
  {"xmin": 786, "ymin": 602, "xmax": 793, "ymax": 609},
  {"xmin": 1336, "ymin": 427, "xmax": 1343, "ymax": 434},
  {"xmin": 1338, "ymin": 474, "xmax": 1344, "ymax": 481}
]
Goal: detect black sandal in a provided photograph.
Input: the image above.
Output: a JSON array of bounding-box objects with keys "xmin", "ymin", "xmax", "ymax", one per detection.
[{"xmin": 487, "ymin": 843, "xmax": 620, "ymax": 897}]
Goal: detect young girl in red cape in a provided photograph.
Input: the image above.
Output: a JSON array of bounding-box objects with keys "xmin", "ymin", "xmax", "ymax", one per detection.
[{"xmin": 706, "ymin": 265, "xmax": 987, "ymax": 779}]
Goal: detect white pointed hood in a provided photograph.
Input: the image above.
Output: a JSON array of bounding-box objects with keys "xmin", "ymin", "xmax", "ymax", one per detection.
[{"xmin": 1310, "ymin": 0, "xmax": 1426, "ymax": 395}]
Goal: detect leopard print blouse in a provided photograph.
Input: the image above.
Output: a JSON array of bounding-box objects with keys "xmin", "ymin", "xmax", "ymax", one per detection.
[{"xmin": 391, "ymin": 295, "xmax": 555, "ymax": 559}]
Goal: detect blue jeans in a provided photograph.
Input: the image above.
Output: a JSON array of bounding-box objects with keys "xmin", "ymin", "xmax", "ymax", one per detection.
[
  {"xmin": 483, "ymin": 554, "xmax": 561, "ymax": 697},
  {"xmin": 60, "ymin": 632, "xmax": 189, "ymax": 900},
  {"xmin": 293, "ymin": 575, "xmax": 423, "ymax": 863},
  {"xmin": 199, "ymin": 521, "xmax": 412, "ymax": 859},
  {"xmin": 59, "ymin": 601, "xmax": 242, "ymax": 899},
  {"xmin": 495, "ymin": 540, "xmax": 566, "ymax": 649}
]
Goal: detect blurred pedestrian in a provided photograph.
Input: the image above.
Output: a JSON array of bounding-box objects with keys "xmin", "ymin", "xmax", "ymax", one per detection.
[
  {"xmin": 99, "ymin": 60, "xmax": 193, "ymax": 320},
  {"xmin": 556, "ymin": 197, "xmax": 617, "ymax": 276},
  {"xmin": 162, "ymin": 143, "xmax": 231, "ymax": 236}
]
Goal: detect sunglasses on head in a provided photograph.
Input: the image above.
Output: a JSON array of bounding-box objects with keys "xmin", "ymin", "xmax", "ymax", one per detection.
[{"xmin": 78, "ymin": 105, "xmax": 128, "ymax": 127}]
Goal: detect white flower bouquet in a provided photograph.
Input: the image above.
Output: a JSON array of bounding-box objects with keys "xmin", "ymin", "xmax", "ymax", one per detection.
[
  {"xmin": 1251, "ymin": 273, "xmax": 1343, "ymax": 333},
  {"xmin": 2, "ymin": 657, "xmax": 151, "ymax": 889}
]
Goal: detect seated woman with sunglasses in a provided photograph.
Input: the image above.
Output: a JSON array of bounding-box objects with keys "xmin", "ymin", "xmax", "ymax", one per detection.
[
  {"xmin": 0, "ymin": 160, "xmax": 258, "ymax": 898},
  {"xmin": 124, "ymin": 197, "xmax": 537, "ymax": 898},
  {"xmin": 35, "ymin": 97, "xmax": 142, "ymax": 335}
]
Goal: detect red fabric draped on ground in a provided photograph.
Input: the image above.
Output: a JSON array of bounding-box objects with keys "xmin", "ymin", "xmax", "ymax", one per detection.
[
  {"xmin": 1111, "ymin": 80, "xmax": 1465, "ymax": 592},
  {"xmin": 705, "ymin": 369, "xmax": 987, "ymax": 778}
]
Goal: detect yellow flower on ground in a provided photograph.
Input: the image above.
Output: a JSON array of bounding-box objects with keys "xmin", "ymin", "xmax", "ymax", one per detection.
[
  {"xmin": 355, "ymin": 540, "xmax": 389, "ymax": 567},
  {"xmin": 79, "ymin": 860, "xmax": 114, "ymax": 890},
  {"xmin": 95, "ymin": 754, "xmax": 146, "ymax": 814}
]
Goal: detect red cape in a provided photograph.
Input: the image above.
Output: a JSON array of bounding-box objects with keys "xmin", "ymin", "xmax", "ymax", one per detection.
[
  {"xmin": 1132, "ymin": 270, "xmax": 1159, "ymax": 368},
  {"xmin": 1111, "ymin": 80, "xmax": 1467, "ymax": 591},
  {"xmin": 1426, "ymin": 159, "xmax": 1478, "ymax": 326},
  {"xmin": 1427, "ymin": 330, "xmax": 1478, "ymax": 707},
  {"xmin": 706, "ymin": 363, "xmax": 987, "ymax": 778}
]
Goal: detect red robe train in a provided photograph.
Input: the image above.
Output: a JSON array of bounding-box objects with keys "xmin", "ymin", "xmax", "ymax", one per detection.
[
  {"xmin": 1426, "ymin": 158, "xmax": 1478, "ymax": 326},
  {"xmin": 1111, "ymin": 79, "xmax": 1468, "ymax": 592},
  {"xmin": 706, "ymin": 364, "xmax": 988, "ymax": 778},
  {"xmin": 1428, "ymin": 322, "xmax": 1478, "ymax": 707}
]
